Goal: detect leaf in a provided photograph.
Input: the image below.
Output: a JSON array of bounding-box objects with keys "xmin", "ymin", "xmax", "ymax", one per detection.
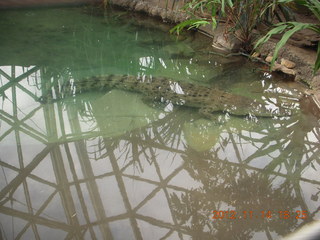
[
  {"xmin": 226, "ymin": 0, "xmax": 233, "ymax": 8},
  {"xmin": 270, "ymin": 22, "xmax": 313, "ymax": 67},
  {"xmin": 188, "ymin": 20, "xmax": 210, "ymax": 29},
  {"xmin": 211, "ymin": 16, "xmax": 217, "ymax": 29},
  {"xmin": 278, "ymin": 4, "xmax": 296, "ymax": 21},
  {"xmin": 254, "ymin": 24, "xmax": 287, "ymax": 49},
  {"xmin": 295, "ymin": 0, "xmax": 320, "ymax": 21},
  {"xmin": 278, "ymin": 0, "xmax": 295, "ymax": 3},
  {"xmin": 170, "ymin": 19, "xmax": 210, "ymax": 35},
  {"xmin": 221, "ymin": 0, "xmax": 226, "ymax": 15},
  {"xmin": 308, "ymin": 0, "xmax": 320, "ymax": 20}
]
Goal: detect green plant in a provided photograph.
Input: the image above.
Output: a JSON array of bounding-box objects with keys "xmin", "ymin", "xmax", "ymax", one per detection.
[
  {"xmin": 170, "ymin": 0, "xmax": 232, "ymax": 35},
  {"xmin": 255, "ymin": 0, "xmax": 320, "ymax": 73},
  {"xmin": 171, "ymin": 0, "xmax": 295, "ymax": 51}
]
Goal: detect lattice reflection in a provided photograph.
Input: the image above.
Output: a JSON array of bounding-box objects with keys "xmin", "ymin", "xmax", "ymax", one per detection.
[{"xmin": 0, "ymin": 66, "xmax": 320, "ymax": 240}]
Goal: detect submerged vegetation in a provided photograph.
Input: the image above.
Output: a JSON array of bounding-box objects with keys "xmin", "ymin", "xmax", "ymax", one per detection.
[{"xmin": 171, "ymin": 0, "xmax": 320, "ymax": 73}]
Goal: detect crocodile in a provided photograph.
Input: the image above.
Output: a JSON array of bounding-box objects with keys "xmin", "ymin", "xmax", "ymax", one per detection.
[{"xmin": 42, "ymin": 74, "xmax": 291, "ymax": 119}]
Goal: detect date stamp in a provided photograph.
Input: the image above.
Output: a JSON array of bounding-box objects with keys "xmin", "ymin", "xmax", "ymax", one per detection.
[{"xmin": 211, "ymin": 210, "xmax": 308, "ymax": 220}]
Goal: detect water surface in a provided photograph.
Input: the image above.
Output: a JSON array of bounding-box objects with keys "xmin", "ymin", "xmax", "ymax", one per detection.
[{"xmin": 0, "ymin": 6, "xmax": 320, "ymax": 240}]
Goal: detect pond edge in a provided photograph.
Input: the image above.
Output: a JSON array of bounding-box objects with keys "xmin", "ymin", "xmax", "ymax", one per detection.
[{"xmin": 108, "ymin": 0, "xmax": 320, "ymax": 113}]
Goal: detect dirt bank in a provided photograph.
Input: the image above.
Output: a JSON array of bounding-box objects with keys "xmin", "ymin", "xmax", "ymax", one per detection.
[
  {"xmin": 109, "ymin": 0, "xmax": 320, "ymax": 110},
  {"xmin": 108, "ymin": 0, "xmax": 188, "ymax": 23}
]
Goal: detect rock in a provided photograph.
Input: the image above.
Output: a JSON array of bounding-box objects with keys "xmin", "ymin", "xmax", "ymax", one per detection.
[
  {"xmin": 135, "ymin": 2, "xmax": 147, "ymax": 11},
  {"xmin": 211, "ymin": 24, "xmax": 242, "ymax": 52},
  {"xmin": 265, "ymin": 55, "xmax": 273, "ymax": 63},
  {"xmin": 281, "ymin": 68, "xmax": 296, "ymax": 76},
  {"xmin": 311, "ymin": 74, "xmax": 320, "ymax": 90},
  {"xmin": 150, "ymin": 7, "xmax": 160, "ymax": 16},
  {"xmin": 272, "ymin": 63, "xmax": 296, "ymax": 76},
  {"xmin": 281, "ymin": 58, "xmax": 296, "ymax": 69},
  {"xmin": 251, "ymin": 52, "xmax": 260, "ymax": 58}
]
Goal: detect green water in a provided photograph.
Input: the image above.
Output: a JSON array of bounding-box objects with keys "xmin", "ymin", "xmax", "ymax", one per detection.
[{"xmin": 0, "ymin": 6, "xmax": 319, "ymax": 240}]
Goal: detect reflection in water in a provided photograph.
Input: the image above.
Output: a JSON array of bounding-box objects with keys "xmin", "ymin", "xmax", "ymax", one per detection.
[
  {"xmin": 0, "ymin": 65, "xmax": 319, "ymax": 240},
  {"xmin": 0, "ymin": 7, "xmax": 320, "ymax": 240}
]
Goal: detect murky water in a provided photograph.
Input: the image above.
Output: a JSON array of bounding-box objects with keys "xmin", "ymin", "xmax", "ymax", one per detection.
[{"xmin": 0, "ymin": 6, "xmax": 319, "ymax": 240}]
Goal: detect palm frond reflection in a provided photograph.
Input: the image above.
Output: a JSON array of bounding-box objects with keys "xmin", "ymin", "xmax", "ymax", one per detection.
[{"xmin": 0, "ymin": 65, "xmax": 319, "ymax": 239}]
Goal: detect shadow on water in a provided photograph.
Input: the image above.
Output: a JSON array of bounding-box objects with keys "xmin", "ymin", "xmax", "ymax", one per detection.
[{"xmin": 0, "ymin": 6, "xmax": 320, "ymax": 240}]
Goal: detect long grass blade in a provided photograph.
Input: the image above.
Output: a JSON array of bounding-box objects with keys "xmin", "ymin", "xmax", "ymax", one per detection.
[
  {"xmin": 270, "ymin": 22, "xmax": 314, "ymax": 67},
  {"xmin": 254, "ymin": 24, "xmax": 287, "ymax": 49}
]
